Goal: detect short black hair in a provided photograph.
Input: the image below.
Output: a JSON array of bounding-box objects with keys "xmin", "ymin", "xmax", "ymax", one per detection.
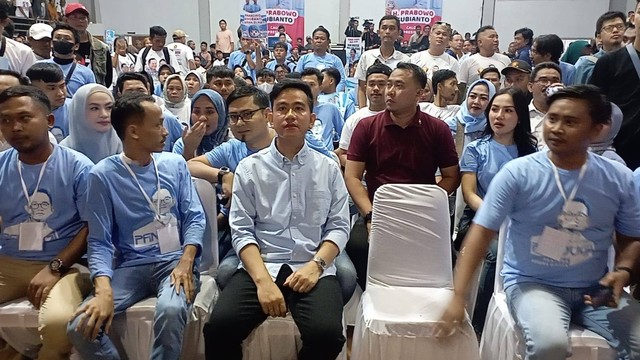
[
  {"xmin": 379, "ymin": 15, "xmax": 401, "ymax": 29},
  {"xmin": 533, "ymin": 34, "xmax": 564, "ymax": 63},
  {"xmin": 476, "ymin": 25, "xmax": 495, "ymax": 37},
  {"xmin": 226, "ymin": 85, "xmax": 270, "ymax": 110},
  {"xmin": 514, "ymin": 27, "xmax": 534, "ymax": 46},
  {"xmin": 201, "ymin": 41, "xmax": 208, "ymax": 46},
  {"xmin": 431, "ymin": 69, "xmax": 457, "ymax": 95},
  {"xmin": 207, "ymin": 65, "xmax": 235, "ymax": 83},
  {"xmin": 530, "ymin": 61, "xmax": 562, "ymax": 81},
  {"xmin": 270, "ymin": 80, "xmax": 314, "ymax": 112},
  {"xmin": 52, "ymin": 22, "xmax": 80, "ymax": 44},
  {"xmin": 285, "ymin": 72, "xmax": 301, "ymax": 79},
  {"xmin": 321, "ymin": 67, "xmax": 341, "ymax": 86},
  {"xmin": 480, "ymin": 66, "xmax": 501, "ymax": 79},
  {"xmin": 274, "ymin": 64, "xmax": 291, "ymax": 74},
  {"xmin": 243, "ymin": 76, "xmax": 254, "ymax": 85},
  {"xmin": 0, "ymin": 85, "xmax": 51, "ymax": 113},
  {"xmin": 300, "ymin": 68, "xmax": 323, "ymax": 83},
  {"xmin": 0, "ymin": 69, "xmax": 30, "ymax": 85},
  {"xmin": 111, "ymin": 92, "xmax": 157, "ymax": 139},
  {"xmin": 149, "ymin": 26, "xmax": 167, "ymax": 38},
  {"xmin": 219, "ymin": 19, "xmax": 227, "ymax": 24},
  {"xmin": 0, "ymin": 1, "xmax": 9, "ymax": 20},
  {"xmin": 547, "ymin": 85, "xmax": 612, "ymax": 125},
  {"xmin": 366, "ymin": 63, "xmax": 392, "ymax": 79},
  {"xmin": 273, "ymin": 41, "xmax": 288, "ymax": 51},
  {"xmin": 26, "ymin": 63, "xmax": 64, "ymax": 83},
  {"xmin": 116, "ymin": 72, "xmax": 151, "ymax": 94},
  {"xmin": 278, "ymin": 25, "xmax": 285, "ymax": 30},
  {"xmin": 395, "ymin": 62, "xmax": 428, "ymax": 88},
  {"xmin": 595, "ymin": 11, "xmax": 626, "ymax": 36},
  {"xmin": 312, "ymin": 27, "xmax": 330, "ymax": 40},
  {"xmin": 256, "ymin": 68, "xmax": 275, "ymax": 79},
  {"xmin": 139, "ymin": 71, "xmax": 155, "ymax": 94}
]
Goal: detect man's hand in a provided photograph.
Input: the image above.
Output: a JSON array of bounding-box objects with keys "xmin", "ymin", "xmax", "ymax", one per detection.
[
  {"xmin": 256, "ymin": 280, "xmax": 287, "ymax": 317},
  {"xmin": 434, "ymin": 293, "xmax": 466, "ymax": 338},
  {"xmin": 283, "ymin": 261, "xmax": 322, "ymax": 293},
  {"xmin": 27, "ymin": 266, "xmax": 61, "ymax": 309},
  {"xmin": 366, "ymin": 221, "xmax": 372, "ymax": 235},
  {"xmin": 585, "ymin": 270, "xmax": 630, "ymax": 307},
  {"xmin": 72, "ymin": 291, "xmax": 114, "ymax": 341},
  {"xmin": 170, "ymin": 257, "xmax": 195, "ymax": 303},
  {"xmin": 221, "ymin": 172, "xmax": 234, "ymax": 208}
]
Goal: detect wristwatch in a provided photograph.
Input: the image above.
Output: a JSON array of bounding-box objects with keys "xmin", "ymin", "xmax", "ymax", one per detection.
[
  {"xmin": 49, "ymin": 258, "xmax": 67, "ymax": 274},
  {"xmin": 218, "ymin": 167, "xmax": 230, "ymax": 186},
  {"xmin": 364, "ymin": 211, "xmax": 373, "ymax": 224},
  {"xmin": 312, "ymin": 256, "xmax": 327, "ymax": 272}
]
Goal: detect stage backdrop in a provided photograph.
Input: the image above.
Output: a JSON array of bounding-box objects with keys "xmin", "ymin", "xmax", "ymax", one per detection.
[
  {"xmin": 265, "ymin": 0, "xmax": 305, "ymax": 47},
  {"xmin": 385, "ymin": 0, "xmax": 443, "ymax": 42}
]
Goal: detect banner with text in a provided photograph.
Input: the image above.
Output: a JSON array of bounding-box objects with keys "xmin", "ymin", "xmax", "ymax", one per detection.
[
  {"xmin": 266, "ymin": 0, "xmax": 305, "ymax": 48},
  {"xmin": 241, "ymin": 0, "xmax": 268, "ymax": 40},
  {"xmin": 385, "ymin": 0, "xmax": 443, "ymax": 42}
]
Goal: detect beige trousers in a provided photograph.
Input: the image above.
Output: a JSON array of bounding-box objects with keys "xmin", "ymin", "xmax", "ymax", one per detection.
[{"xmin": 0, "ymin": 256, "xmax": 92, "ymax": 360}]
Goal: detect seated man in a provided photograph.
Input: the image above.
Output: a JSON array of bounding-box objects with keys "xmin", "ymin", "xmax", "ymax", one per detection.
[
  {"xmin": 203, "ymin": 80, "xmax": 350, "ymax": 359},
  {"xmin": 301, "ymin": 68, "xmax": 344, "ymax": 150},
  {"xmin": 67, "ymin": 93, "xmax": 206, "ymax": 359},
  {"xmin": 438, "ymin": 85, "xmax": 640, "ymax": 359},
  {"xmin": 0, "ymin": 86, "xmax": 93, "ymax": 360},
  {"xmin": 318, "ymin": 67, "xmax": 357, "ymax": 121},
  {"xmin": 27, "ymin": 62, "xmax": 72, "ymax": 143},
  {"xmin": 345, "ymin": 62, "xmax": 460, "ymax": 290}
]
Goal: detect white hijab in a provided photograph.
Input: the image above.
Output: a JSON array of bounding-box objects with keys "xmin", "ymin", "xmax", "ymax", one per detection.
[
  {"xmin": 163, "ymin": 74, "xmax": 191, "ymax": 123},
  {"xmin": 60, "ymin": 84, "xmax": 122, "ymax": 163}
]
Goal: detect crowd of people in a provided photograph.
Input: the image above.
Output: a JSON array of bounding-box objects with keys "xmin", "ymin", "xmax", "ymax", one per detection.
[{"xmin": 0, "ymin": 0, "xmax": 640, "ymax": 359}]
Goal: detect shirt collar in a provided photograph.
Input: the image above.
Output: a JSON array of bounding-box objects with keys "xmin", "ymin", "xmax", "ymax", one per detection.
[
  {"xmin": 375, "ymin": 48, "xmax": 402, "ymax": 61},
  {"xmin": 382, "ymin": 107, "xmax": 423, "ymax": 128},
  {"xmin": 268, "ymin": 137, "xmax": 310, "ymax": 165},
  {"xmin": 528, "ymin": 100, "xmax": 545, "ymax": 115}
]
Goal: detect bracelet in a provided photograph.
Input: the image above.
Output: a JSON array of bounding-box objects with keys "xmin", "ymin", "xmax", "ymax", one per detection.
[{"xmin": 614, "ymin": 266, "xmax": 633, "ymax": 278}]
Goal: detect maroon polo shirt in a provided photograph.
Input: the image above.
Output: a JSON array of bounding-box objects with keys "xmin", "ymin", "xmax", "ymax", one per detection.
[{"xmin": 347, "ymin": 107, "xmax": 458, "ymax": 201}]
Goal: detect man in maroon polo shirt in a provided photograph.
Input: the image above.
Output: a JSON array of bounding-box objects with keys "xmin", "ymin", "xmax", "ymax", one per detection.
[{"xmin": 344, "ymin": 62, "xmax": 460, "ymax": 290}]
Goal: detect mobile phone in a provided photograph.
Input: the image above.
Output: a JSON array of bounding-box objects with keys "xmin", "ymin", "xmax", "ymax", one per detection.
[
  {"xmin": 546, "ymin": 84, "xmax": 563, "ymax": 97},
  {"xmin": 585, "ymin": 285, "xmax": 614, "ymax": 307}
]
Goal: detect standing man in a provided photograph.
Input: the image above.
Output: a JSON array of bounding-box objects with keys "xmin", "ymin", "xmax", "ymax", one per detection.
[
  {"xmin": 301, "ymin": 68, "xmax": 344, "ymax": 150},
  {"xmin": 590, "ymin": 1, "xmax": 640, "ymax": 169},
  {"xmin": 67, "ymin": 93, "xmax": 206, "ymax": 360},
  {"xmin": 45, "ymin": 23, "xmax": 96, "ymax": 97},
  {"xmin": 527, "ymin": 62, "xmax": 563, "ymax": 148},
  {"xmin": 0, "ymin": 1, "xmax": 36, "ymax": 75},
  {"xmin": 458, "ymin": 26, "xmax": 511, "ymax": 92},
  {"xmin": 28, "ymin": 23, "xmax": 53, "ymax": 60},
  {"xmin": 168, "ymin": 29, "xmax": 196, "ymax": 76},
  {"xmin": 421, "ymin": 69, "xmax": 461, "ymax": 121},
  {"xmin": 501, "ymin": 59, "xmax": 532, "ymax": 94},
  {"xmin": 228, "ymin": 37, "xmax": 262, "ymax": 81},
  {"xmin": 410, "ymin": 22, "xmax": 460, "ymax": 79},
  {"xmin": 355, "ymin": 15, "xmax": 410, "ymax": 108},
  {"xmin": 216, "ymin": 19, "xmax": 235, "ymax": 58},
  {"xmin": 64, "ymin": 3, "xmax": 112, "ymax": 88},
  {"xmin": 531, "ymin": 34, "xmax": 576, "ymax": 85},
  {"xmin": 409, "ymin": 24, "xmax": 429, "ymax": 51},
  {"xmin": 345, "ymin": 63, "xmax": 460, "ymax": 290},
  {"xmin": 361, "ymin": 21, "xmax": 381, "ymax": 51},
  {"xmin": 513, "ymin": 27, "xmax": 534, "ymax": 66},
  {"xmin": 134, "ymin": 26, "xmax": 180, "ymax": 87}
]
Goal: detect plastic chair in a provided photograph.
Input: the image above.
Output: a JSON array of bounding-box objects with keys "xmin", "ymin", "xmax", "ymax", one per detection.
[{"xmin": 350, "ymin": 184, "xmax": 479, "ymax": 360}]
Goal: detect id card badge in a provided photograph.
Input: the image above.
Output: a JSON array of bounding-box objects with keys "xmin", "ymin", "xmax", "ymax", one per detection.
[
  {"xmin": 157, "ymin": 222, "xmax": 181, "ymax": 254},
  {"xmin": 18, "ymin": 222, "xmax": 45, "ymax": 251},
  {"xmin": 558, "ymin": 201, "xmax": 589, "ymax": 231},
  {"xmin": 534, "ymin": 226, "xmax": 571, "ymax": 262}
]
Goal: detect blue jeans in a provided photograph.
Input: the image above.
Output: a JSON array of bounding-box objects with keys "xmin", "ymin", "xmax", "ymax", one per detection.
[
  {"xmin": 505, "ymin": 282, "xmax": 640, "ymax": 360},
  {"xmin": 67, "ymin": 260, "xmax": 198, "ymax": 360},
  {"xmin": 216, "ymin": 251, "xmax": 358, "ymax": 302}
]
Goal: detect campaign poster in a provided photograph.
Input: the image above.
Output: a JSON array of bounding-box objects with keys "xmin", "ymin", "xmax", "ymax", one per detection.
[
  {"xmin": 385, "ymin": 0, "xmax": 443, "ymax": 42},
  {"xmin": 105, "ymin": 30, "xmax": 116, "ymax": 53},
  {"xmin": 241, "ymin": 0, "xmax": 268, "ymax": 40},
  {"xmin": 266, "ymin": 0, "xmax": 305, "ymax": 46},
  {"xmin": 345, "ymin": 37, "xmax": 362, "ymax": 68}
]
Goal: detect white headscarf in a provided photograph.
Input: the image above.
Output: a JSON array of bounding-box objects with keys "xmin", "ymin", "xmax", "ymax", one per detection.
[
  {"xmin": 60, "ymin": 84, "xmax": 122, "ymax": 163},
  {"xmin": 163, "ymin": 74, "xmax": 191, "ymax": 122}
]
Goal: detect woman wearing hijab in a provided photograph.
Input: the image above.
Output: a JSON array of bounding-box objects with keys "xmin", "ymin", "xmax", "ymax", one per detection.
[
  {"xmin": 163, "ymin": 74, "xmax": 191, "ymax": 123},
  {"xmin": 172, "ymin": 89, "xmax": 228, "ymax": 161},
  {"xmin": 589, "ymin": 102, "xmax": 626, "ymax": 165},
  {"xmin": 560, "ymin": 40, "xmax": 592, "ymax": 65},
  {"xmin": 60, "ymin": 84, "xmax": 122, "ymax": 163},
  {"xmin": 446, "ymin": 79, "xmax": 497, "ymax": 155},
  {"xmin": 185, "ymin": 70, "xmax": 204, "ymax": 99}
]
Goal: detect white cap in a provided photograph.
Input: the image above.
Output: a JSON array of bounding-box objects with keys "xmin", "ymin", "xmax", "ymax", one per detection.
[{"xmin": 29, "ymin": 23, "xmax": 53, "ymax": 40}]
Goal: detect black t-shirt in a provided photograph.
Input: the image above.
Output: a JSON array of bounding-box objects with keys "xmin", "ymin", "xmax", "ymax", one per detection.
[{"xmin": 590, "ymin": 46, "xmax": 640, "ymax": 169}]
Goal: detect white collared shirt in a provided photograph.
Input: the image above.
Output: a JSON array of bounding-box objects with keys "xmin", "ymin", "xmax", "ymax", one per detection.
[
  {"xmin": 529, "ymin": 100, "xmax": 546, "ymax": 149},
  {"xmin": 355, "ymin": 48, "xmax": 411, "ymax": 81}
]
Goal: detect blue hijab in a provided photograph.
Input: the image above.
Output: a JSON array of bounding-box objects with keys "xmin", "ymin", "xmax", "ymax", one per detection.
[
  {"xmin": 191, "ymin": 89, "xmax": 228, "ymax": 155},
  {"xmin": 450, "ymin": 79, "xmax": 496, "ymax": 134}
]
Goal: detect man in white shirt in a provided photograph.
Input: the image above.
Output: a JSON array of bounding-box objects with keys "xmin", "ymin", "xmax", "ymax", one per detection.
[
  {"xmin": 134, "ymin": 26, "xmax": 180, "ymax": 87},
  {"xmin": 13, "ymin": 0, "xmax": 32, "ymax": 18},
  {"xmin": 168, "ymin": 29, "xmax": 196, "ymax": 76},
  {"xmin": 527, "ymin": 62, "xmax": 563, "ymax": 149},
  {"xmin": 0, "ymin": 2, "xmax": 37, "ymax": 75},
  {"xmin": 421, "ymin": 69, "xmax": 460, "ymax": 121},
  {"xmin": 410, "ymin": 23, "xmax": 460, "ymax": 79},
  {"xmin": 355, "ymin": 15, "xmax": 410, "ymax": 108},
  {"xmin": 458, "ymin": 26, "xmax": 511, "ymax": 92}
]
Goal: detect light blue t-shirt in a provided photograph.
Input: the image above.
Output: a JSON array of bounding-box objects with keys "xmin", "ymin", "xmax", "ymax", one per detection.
[
  {"xmin": 228, "ymin": 50, "xmax": 257, "ymax": 79},
  {"xmin": 163, "ymin": 110, "xmax": 183, "ymax": 152},
  {"xmin": 474, "ymin": 151, "xmax": 640, "ymax": 289},
  {"xmin": 0, "ymin": 145, "xmax": 93, "ymax": 261},
  {"xmin": 559, "ymin": 61, "xmax": 575, "ymax": 86},
  {"xmin": 295, "ymin": 53, "xmax": 347, "ymax": 92},
  {"xmin": 572, "ymin": 50, "xmax": 604, "ymax": 85},
  {"xmin": 42, "ymin": 59, "xmax": 96, "ymax": 97},
  {"xmin": 311, "ymin": 102, "xmax": 344, "ymax": 150},
  {"xmin": 318, "ymin": 92, "xmax": 357, "ymax": 121},
  {"xmin": 86, "ymin": 152, "xmax": 205, "ymax": 280},
  {"xmin": 634, "ymin": 168, "xmax": 640, "ymax": 196},
  {"xmin": 266, "ymin": 59, "xmax": 296, "ymax": 72},
  {"xmin": 50, "ymin": 99, "xmax": 71, "ymax": 143},
  {"xmin": 460, "ymin": 137, "xmax": 519, "ymax": 198}
]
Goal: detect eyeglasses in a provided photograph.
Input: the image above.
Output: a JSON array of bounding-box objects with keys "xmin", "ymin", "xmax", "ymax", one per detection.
[
  {"xmin": 228, "ymin": 108, "xmax": 265, "ymax": 124},
  {"xmin": 534, "ymin": 77, "xmax": 561, "ymax": 86},
  {"xmin": 601, "ymin": 23, "xmax": 625, "ymax": 33}
]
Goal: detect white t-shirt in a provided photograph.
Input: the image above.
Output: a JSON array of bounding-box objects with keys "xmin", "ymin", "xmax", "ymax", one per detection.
[
  {"xmin": 410, "ymin": 50, "xmax": 460, "ymax": 79},
  {"xmin": 167, "ymin": 42, "xmax": 195, "ymax": 76},
  {"xmin": 420, "ymin": 103, "xmax": 460, "ymax": 122},
  {"xmin": 13, "ymin": 0, "xmax": 31, "ymax": 18},
  {"xmin": 458, "ymin": 52, "xmax": 511, "ymax": 85},
  {"xmin": 339, "ymin": 107, "xmax": 381, "ymax": 151},
  {"xmin": 354, "ymin": 48, "xmax": 411, "ymax": 82},
  {"xmin": 133, "ymin": 48, "xmax": 180, "ymax": 86},
  {"xmin": 115, "ymin": 53, "xmax": 136, "ymax": 76},
  {"xmin": 0, "ymin": 37, "xmax": 37, "ymax": 75}
]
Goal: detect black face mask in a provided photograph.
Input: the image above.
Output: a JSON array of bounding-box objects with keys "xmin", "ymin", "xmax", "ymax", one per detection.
[{"xmin": 53, "ymin": 40, "xmax": 75, "ymax": 55}]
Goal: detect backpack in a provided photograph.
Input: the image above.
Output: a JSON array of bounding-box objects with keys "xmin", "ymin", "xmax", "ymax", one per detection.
[{"xmin": 140, "ymin": 46, "xmax": 171, "ymax": 68}]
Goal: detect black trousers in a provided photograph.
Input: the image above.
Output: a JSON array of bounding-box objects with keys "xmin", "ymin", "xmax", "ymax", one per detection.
[
  {"xmin": 345, "ymin": 217, "xmax": 369, "ymax": 291},
  {"xmin": 203, "ymin": 268, "xmax": 345, "ymax": 360}
]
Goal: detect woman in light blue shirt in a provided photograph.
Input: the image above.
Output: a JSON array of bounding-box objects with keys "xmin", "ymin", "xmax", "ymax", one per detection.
[{"xmin": 458, "ymin": 87, "xmax": 537, "ymax": 332}]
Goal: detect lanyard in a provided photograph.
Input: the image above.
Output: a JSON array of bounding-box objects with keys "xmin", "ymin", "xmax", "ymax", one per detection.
[
  {"xmin": 18, "ymin": 153, "xmax": 52, "ymax": 216},
  {"xmin": 120, "ymin": 154, "xmax": 162, "ymax": 222},
  {"xmin": 547, "ymin": 154, "xmax": 588, "ymax": 204}
]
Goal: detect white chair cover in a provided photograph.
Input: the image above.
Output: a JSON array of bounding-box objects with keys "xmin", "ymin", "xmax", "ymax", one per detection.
[
  {"xmin": 0, "ymin": 178, "xmax": 220, "ymax": 360},
  {"xmin": 351, "ymin": 184, "xmax": 479, "ymax": 360},
  {"xmin": 479, "ymin": 221, "xmax": 616, "ymax": 360}
]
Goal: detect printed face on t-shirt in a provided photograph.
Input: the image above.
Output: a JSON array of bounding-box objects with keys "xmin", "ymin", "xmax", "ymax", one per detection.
[{"xmin": 28, "ymin": 191, "xmax": 53, "ymax": 221}]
